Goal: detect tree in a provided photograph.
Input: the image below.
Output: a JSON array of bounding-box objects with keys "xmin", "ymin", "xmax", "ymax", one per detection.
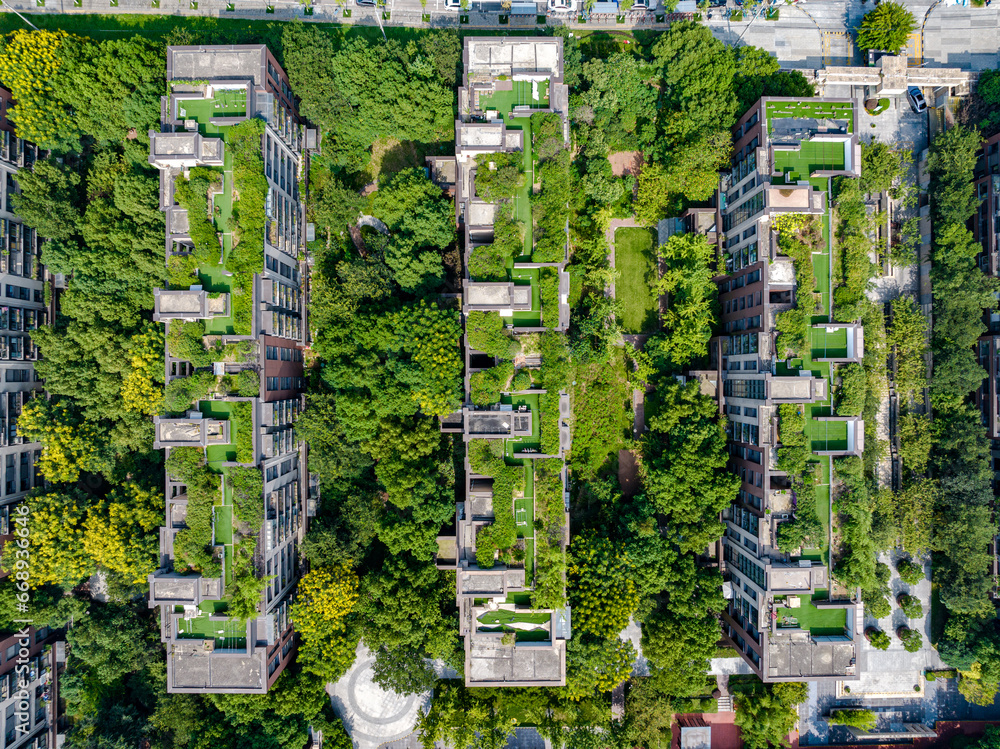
[
  {"xmin": 568, "ymin": 533, "xmax": 640, "ymax": 637},
  {"xmin": 861, "ymin": 140, "xmax": 913, "ymax": 197},
  {"xmin": 642, "ymin": 611, "xmax": 720, "ymax": 698},
  {"xmin": 3, "ymin": 488, "xmax": 93, "ymax": 588},
  {"xmin": 290, "ymin": 566, "xmax": 361, "ymax": 683},
  {"xmin": 733, "ymin": 681, "xmax": 807, "ymax": 749},
  {"xmin": 83, "ymin": 483, "xmax": 161, "ymax": 584},
  {"xmin": 373, "ymin": 168, "xmax": 455, "ymax": 292},
  {"xmin": 898, "ymin": 626, "xmax": 923, "ymax": 652},
  {"xmin": 855, "ymin": 2, "xmax": 917, "ymax": 53},
  {"xmin": 575, "ymin": 53, "xmax": 659, "ymax": 153},
  {"xmin": 888, "ymin": 296, "xmax": 928, "ymax": 404},
  {"xmin": 642, "ymin": 381, "xmax": 738, "ymax": 552},
  {"xmin": 897, "ymin": 593, "xmax": 924, "ymax": 619},
  {"xmin": 867, "ymin": 629, "xmax": 891, "ymax": 650},
  {"xmin": 656, "ymin": 232, "xmax": 717, "ymax": 364},
  {"xmin": 11, "ymin": 158, "xmax": 81, "ymax": 240},
  {"xmin": 733, "ymin": 46, "xmax": 815, "ymax": 114},
  {"xmin": 897, "ymin": 557, "xmax": 925, "ymax": 586},
  {"xmin": 474, "ymin": 152, "xmax": 524, "ymax": 202},
  {"xmin": 565, "ymin": 635, "xmax": 636, "ymax": 700}
]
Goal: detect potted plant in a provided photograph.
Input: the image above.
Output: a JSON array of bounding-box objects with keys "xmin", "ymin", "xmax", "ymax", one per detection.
[
  {"xmin": 897, "ymin": 593, "xmax": 924, "ymax": 619},
  {"xmin": 865, "ymin": 627, "xmax": 890, "ymax": 650},
  {"xmin": 897, "ymin": 626, "xmax": 922, "ymax": 653}
]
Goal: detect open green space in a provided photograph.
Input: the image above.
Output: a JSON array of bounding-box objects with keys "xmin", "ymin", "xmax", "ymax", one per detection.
[
  {"xmin": 810, "ymin": 326, "xmax": 848, "ymax": 360},
  {"xmin": 614, "ymin": 227, "xmax": 659, "ymax": 334},
  {"xmin": 776, "ymin": 591, "xmax": 847, "ymax": 636},
  {"xmin": 805, "ymin": 418, "xmax": 849, "ymax": 453},
  {"xmin": 772, "ymin": 139, "xmax": 847, "ymax": 179},
  {"xmin": 510, "ymin": 266, "xmax": 541, "ymax": 327}
]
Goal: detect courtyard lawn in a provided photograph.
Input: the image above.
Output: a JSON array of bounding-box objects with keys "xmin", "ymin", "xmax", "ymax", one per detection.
[
  {"xmin": 776, "ymin": 592, "xmax": 846, "ymax": 636},
  {"xmin": 199, "ymin": 401, "xmax": 238, "ymax": 469},
  {"xmin": 614, "ymin": 227, "xmax": 659, "ymax": 333},
  {"xmin": 772, "ymin": 139, "xmax": 847, "ymax": 179},
  {"xmin": 811, "ymin": 325, "xmax": 849, "ymax": 360},
  {"xmin": 479, "ymin": 80, "xmax": 549, "ymax": 116},
  {"xmin": 176, "ymin": 612, "xmax": 246, "ymax": 649}
]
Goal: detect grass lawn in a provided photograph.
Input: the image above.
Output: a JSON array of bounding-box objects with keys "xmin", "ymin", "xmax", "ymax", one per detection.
[
  {"xmin": 614, "ymin": 227, "xmax": 659, "ymax": 334},
  {"xmin": 772, "ymin": 139, "xmax": 847, "ymax": 179},
  {"xmin": 176, "ymin": 613, "xmax": 246, "ymax": 648},
  {"xmin": 507, "ymin": 116, "xmax": 534, "ymax": 259},
  {"xmin": 766, "ymin": 101, "xmax": 855, "ymax": 133},
  {"xmin": 811, "ymin": 325, "xmax": 848, "ymax": 359},
  {"xmin": 478, "ymin": 610, "xmax": 551, "ymax": 626},
  {"xmin": 511, "ymin": 266, "xmax": 541, "ymax": 327},
  {"xmin": 776, "ymin": 591, "xmax": 846, "ymax": 636},
  {"xmin": 479, "ymin": 80, "xmax": 549, "ymax": 116}
]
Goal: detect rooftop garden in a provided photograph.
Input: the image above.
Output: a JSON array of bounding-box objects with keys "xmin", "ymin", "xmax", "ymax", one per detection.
[
  {"xmin": 166, "ymin": 117, "xmax": 268, "ymax": 336},
  {"xmin": 766, "ymin": 100, "xmax": 855, "ymax": 132},
  {"xmin": 478, "ymin": 79, "xmax": 550, "ymax": 116},
  {"xmin": 614, "ymin": 226, "xmax": 659, "ymax": 334},
  {"xmin": 775, "ymin": 591, "xmax": 847, "ymax": 635},
  {"xmin": 772, "ymin": 139, "xmax": 848, "ymax": 179},
  {"xmin": 477, "ymin": 608, "xmax": 551, "ymax": 642}
]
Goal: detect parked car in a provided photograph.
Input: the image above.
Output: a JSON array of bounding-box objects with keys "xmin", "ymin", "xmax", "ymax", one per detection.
[
  {"xmin": 906, "ymin": 86, "xmax": 927, "ymax": 113},
  {"xmin": 630, "ymin": 0, "xmax": 649, "ymax": 9},
  {"xmin": 355, "ymin": 0, "xmax": 376, "ymax": 6},
  {"xmin": 548, "ymin": 0, "xmax": 576, "ymax": 10},
  {"xmin": 444, "ymin": 0, "xmax": 461, "ymax": 7}
]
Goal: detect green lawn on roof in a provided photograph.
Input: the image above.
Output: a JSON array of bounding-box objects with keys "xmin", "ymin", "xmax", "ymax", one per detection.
[
  {"xmin": 776, "ymin": 591, "xmax": 846, "ymax": 635},
  {"xmin": 199, "ymin": 401, "xmax": 238, "ymax": 468},
  {"xmin": 614, "ymin": 227, "xmax": 659, "ymax": 334},
  {"xmin": 810, "ymin": 326, "xmax": 848, "ymax": 360},
  {"xmin": 176, "ymin": 612, "xmax": 246, "ymax": 648},
  {"xmin": 773, "ymin": 139, "xmax": 846, "ymax": 178},
  {"xmin": 479, "ymin": 80, "xmax": 549, "ymax": 116},
  {"xmin": 506, "ymin": 116, "xmax": 535, "ymax": 260}
]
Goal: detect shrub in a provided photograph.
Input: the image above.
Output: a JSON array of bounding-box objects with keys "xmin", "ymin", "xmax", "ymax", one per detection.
[
  {"xmin": 173, "ymin": 167, "xmax": 222, "ymax": 266},
  {"xmin": 863, "ymin": 587, "xmax": 891, "ymax": 619},
  {"xmin": 163, "ymin": 372, "xmax": 216, "ymax": 413},
  {"xmin": 533, "ymin": 150, "xmax": 572, "ymax": 263},
  {"xmin": 469, "ymin": 362, "xmax": 514, "ymax": 406},
  {"xmin": 474, "ymin": 152, "xmax": 524, "ymax": 202},
  {"xmin": 232, "ymin": 401, "xmax": 255, "ymax": 464},
  {"xmin": 466, "ymin": 311, "xmax": 520, "ymax": 358},
  {"xmin": 476, "ymin": 526, "xmax": 497, "ymax": 568},
  {"xmin": 897, "ymin": 626, "xmax": 922, "ymax": 652},
  {"xmin": 236, "ymin": 369, "xmax": 260, "ymax": 397},
  {"xmin": 837, "ymin": 363, "xmax": 867, "ymax": 416},
  {"xmin": 829, "ymin": 709, "xmax": 877, "ymax": 730},
  {"xmin": 511, "ymin": 369, "xmax": 532, "ymax": 391},
  {"xmin": 228, "ymin": 466, "xmax": 264, "ymax": 528},
  {"xmin": 897, "ymin": 557, "xmax": 924, "ymax": 586},
  {"xmin": 867, "ymin": 629, "xmax": 891, "ymax": 650},
  {"xmin": 897, "ymin": 593, "xmax": 924, "ymax": 619},
  {"xmin": 539, "ymin": 268, "xmax": 560, "ymax": 330},
  {"xmin": 468, "ymin": 207, "xmax": 524, "ymax": 282}
]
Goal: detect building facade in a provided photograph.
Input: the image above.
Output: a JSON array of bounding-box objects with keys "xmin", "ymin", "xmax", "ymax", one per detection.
[
  {"xmin": 146, "ymin": 45, "xmax": 310, "ymax": 694},
  {"xmin": 0, "ymin": 87, "xmax": 46, "ymax": 542},
  {"xmin": 699, "ymin": 97, "xmax": 865, "ymax": 682},
  {"xmin": 0, "ymin": 628, "xmax": 63, "ymax": 749}
]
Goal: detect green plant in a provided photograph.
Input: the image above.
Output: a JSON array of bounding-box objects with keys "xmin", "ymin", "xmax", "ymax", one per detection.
[
  {"xmin": 162, "ymin": 372, "xmax": 216, "ymax": 413},
  {"xmin": 897, "ymin": 626, "xmax": 922, "ymax": 652},
  {"xmin": 897, "ymin": 593, "xmax": 924, "ymax": 619},
  {"xmin": 236, "ymin": 369, "xmax": 260, "ymax": 397},
  {"xmin": 855, "ymin": 1, "xmax": 917, "ymax": 54},
  {"xmin": 829, "ymin": 709, "xmax": 877, "ymax": 731},
  {"xmin": 896, "ymin": 557, "xmax": 924, "ymax": 586},
  {"xmin": 476, "ymin": 526, "xmax": 497, "ymax": 568},
  {"xmin": 867, "ymin": 628, "xmax": 890, "ymax": 650},
  {"xmin": 837, "ymin": 363, "xmax": 867, "ymax": 416},
  {"xmin": 474, "ymin": 152, "xmax": 524, "ymax": 202},
  {"xmin": 511, "ymin": 370, "xmax": 532, "ymax": 392},
  {"xmin": 539, "ymin": 268, "xmax": 560, "ymax": 330},
  {"xmin": 466, "ymin": 311, "xmax": 520, "ymax": 358},
  {"xmin": 469, "ymin": 362, "xmax": 514, "ymax": 406},
  {"xmin": 232, "ymin": 401, "xmax": 255, "ymax": 464}
]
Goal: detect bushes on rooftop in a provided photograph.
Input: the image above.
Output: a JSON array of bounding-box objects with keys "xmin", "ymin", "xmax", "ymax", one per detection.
[
  {"xmin": 227, "ymin": 118, "xmax": 269, "ymax": 335},
  {"xmin": 466, "ymin": 311, "xmax": 519, "ymax": 358},
  {"xmin": 539, "ymin": 268, "xmax": 560, "ymax": 330},
  {"xmin": 167, "ymin": 447, "xmax": 222, "ymax": 578},
  {"xmin": 236, "ymin": 369, "xmax": 260, "ymax": 398},
  {"xmin": 229, "ymin": 466, "xmax": 264, "ymax": 529},
  {"xmin": 532, "ymin": 150, "xmax": 573, "ymax": 263},
  {"xmin": 469, "ymin": 362, "xmax": 514, "ymax": 406},
  {"xmin": 467, "ymin": 205, "xmax": 523, "ymax": 282},
  {"xmin": 173, "ymin": 167, "xmax": 223, "ymax": 269},
  {"xmin": 511, "ymin": 369, "xmax": 532, "ymax": 392},
  {"xmin": 888, "ymin": 297, "xmax": 929, "ymax": 404},
  {"xmin": 162, "ymin": 371, "xmax": 216, "ymax": 414},
  {"xmin": 232, "ymin": 401, "xmax": 255, "ymax": 465},
  {"xmin": 167, "ymin": 320, "xmax": 226, "ymax": 368},
  {"xmin": 228, "ymin": 543, "xmax": 267, "ymax": 621},
  {"xmin": 532, "ymin": 458, "xmax": 567, "ymax": 609},
  {"xmin": 836, "ymin": 363, "xmax": 866, "ymax": 417},
  {"xmin": 474, "ymin": 152, "xmax": 525, "ymax": 202}
]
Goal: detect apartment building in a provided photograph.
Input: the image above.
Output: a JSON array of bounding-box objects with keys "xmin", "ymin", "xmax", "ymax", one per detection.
[
  {"xmin": 146, "ymin": 45, "xmax": 310, "ymax": 694},
  {"xmin": 971, "ymin": 132, "xmax": 1000, "ymax": 497},
  {"xmin": 699, "ymin": 97, "xmax": 866, "ymax": 682},
  {"xmin": 0, "ymin": 87, "xmax": 46, "ymax": 540},
  {"xmin": 0, "ymin": 628, "xmax": 62, "ymax": 749},
  {"xmin": 436, "ymin": 37, "xmax": 573, "ymax": 688}
]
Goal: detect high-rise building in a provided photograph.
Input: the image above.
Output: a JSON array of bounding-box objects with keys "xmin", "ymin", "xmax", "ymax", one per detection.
[
  {"xmin": 697, "ymin": 97, "xmax": 866, "ymax": 682},
  {"xmin": 0, "ymin": 87, "xmax": 46, "ymax": 537},
  {"xmin": 434, "ymin": 37, "xmax": 574, "ymax": 687},
  {"xmin": 145, "ymin": 45, "xmax": 309, "ymax": 694}
]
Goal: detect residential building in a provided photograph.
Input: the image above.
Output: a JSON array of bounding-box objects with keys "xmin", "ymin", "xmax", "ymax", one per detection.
[
  {"xmin": 699, "ymin": 97, "xmax": 865, "ymax": 682},
  {"xmin": 0, "ymin": 627, "xmax": 63, "ymax": 749},
  {"xmin": 436, "ymin": 37, "xmax": 573, "ymax": 688},
  {"xmin": 971, "ymin": 132, "xmax": 1000, "ymax": 496},
  {"xmin": 146, "ymin": 45, "xmax": 310, "ymax": 694},
  {"xmin": 0, "ymin": 87, "xmax": 46, "ymax": 541}
]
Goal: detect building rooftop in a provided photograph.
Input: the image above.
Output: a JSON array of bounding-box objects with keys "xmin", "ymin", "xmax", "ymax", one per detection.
[
  {"xmin": 467, "ymin": 38, "xmax": 561, "ymax": 78},
  {"xmin": 167, "ymin": 44, "xmax": 268, "ymax": 85},
  {"xmin": 767, "ymin": 631, "xmax": 856, "ymax": 679},
  {"xmin": 467, "ymin": 637, "xmax": 564, "ymax": 685}
]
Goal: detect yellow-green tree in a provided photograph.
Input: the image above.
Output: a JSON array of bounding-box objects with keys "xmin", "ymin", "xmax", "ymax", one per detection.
[
  {"xmin": 290, "ymin": 566, "xmax": 361, "ymax": 682},
  {"xmin": 0, "ymin": 30, "xmax": 76, "ymax": 148},
  {"xmin": 4, "ymin": 488, "xmax": 92, "ymax": 588},
  {"xmin": 83, "ymin": 483, "xmax": 161, "ymax": 584},
  {"xmin": 568, "ymin": 533, "xmax": 639, "ymax": 637},
  {"xmin": 17, "ymin": 398, "xmax": 110, "ymax": 483},
  {"xmin": 120, "ymin": 322, "xmax": 165, "ymax": 416}
]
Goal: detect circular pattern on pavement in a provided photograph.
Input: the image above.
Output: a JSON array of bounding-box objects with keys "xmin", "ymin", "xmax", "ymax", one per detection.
[{"xmin": 347, "ymin": 659, "xmax": 417, "ymax": 727}]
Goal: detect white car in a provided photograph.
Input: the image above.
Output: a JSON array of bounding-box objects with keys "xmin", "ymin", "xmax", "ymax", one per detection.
[
  {"xmin": 444, "ymin": 0, "xmax": 461, "ymax": 7},
  {"xmin": 547, "ymin": 0, "xmax": 576, "ymax": 10}
]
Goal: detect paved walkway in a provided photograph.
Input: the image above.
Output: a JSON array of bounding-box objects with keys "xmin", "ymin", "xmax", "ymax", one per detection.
[{"xmin": 327, "ymin": 644, "xmax": 432, "ymax": 749}]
